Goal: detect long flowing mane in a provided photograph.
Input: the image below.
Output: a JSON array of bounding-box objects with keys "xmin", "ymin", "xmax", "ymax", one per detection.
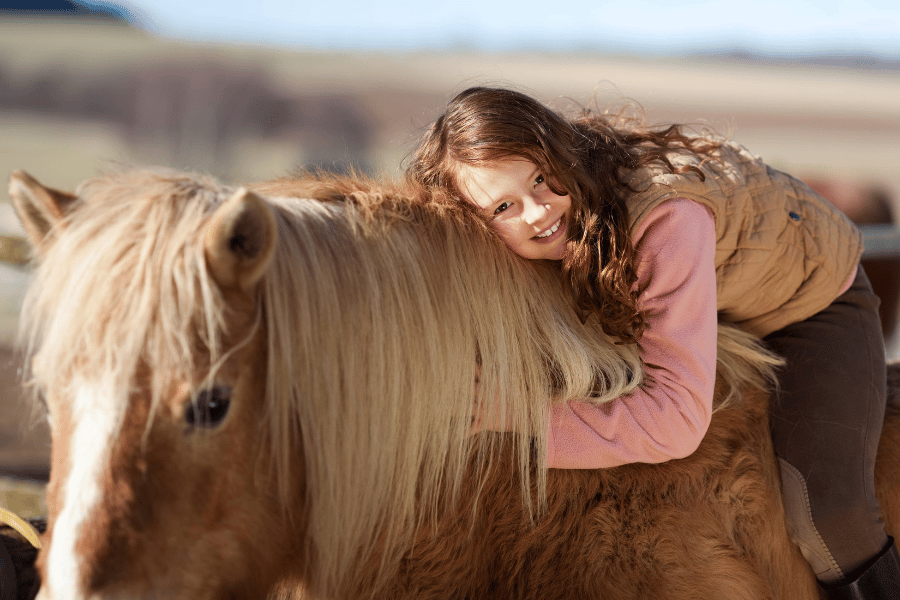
[
  {"xmin": 251, "ymin": 174, "xmax": 651, "ymax": 595},
  {"xmin": 19, "ymin": 168, "xmax": 780, "ymax": 599}
]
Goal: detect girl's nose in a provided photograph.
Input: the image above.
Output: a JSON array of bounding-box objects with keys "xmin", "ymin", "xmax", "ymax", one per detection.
[{"xmin": 521, "ymin": 197, "xmax": 549, "ymax": 225}]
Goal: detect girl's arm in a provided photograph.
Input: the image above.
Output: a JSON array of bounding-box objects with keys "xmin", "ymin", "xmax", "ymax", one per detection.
[{"xmin": 547, "ymin": 198, "xmax": 718, "ymax": 469}]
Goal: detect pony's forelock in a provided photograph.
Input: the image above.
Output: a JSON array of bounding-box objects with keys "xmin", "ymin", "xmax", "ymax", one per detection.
[{"xmin": 20, "ymin": 168, "xmax": 234, "ymax": 432}]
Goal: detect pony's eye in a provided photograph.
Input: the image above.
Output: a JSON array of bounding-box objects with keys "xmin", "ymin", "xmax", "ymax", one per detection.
[{"xmin": 185, "ymin": 386, "xmax": 232, "ymax": 428}]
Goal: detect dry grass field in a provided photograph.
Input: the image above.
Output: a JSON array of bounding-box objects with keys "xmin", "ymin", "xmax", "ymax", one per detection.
[{"xmin": 1, "ymin": 15, "xmax": 899, "ymax": 512}]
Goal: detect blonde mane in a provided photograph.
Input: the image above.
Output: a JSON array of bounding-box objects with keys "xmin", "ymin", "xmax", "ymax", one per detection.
[
  {"xmin": 20, "ymin": 168, "xmax": 781, "ymax": 599},
  {"xmin": 252, "ymin": 174, "xmax": 652, "ymax": 596}
]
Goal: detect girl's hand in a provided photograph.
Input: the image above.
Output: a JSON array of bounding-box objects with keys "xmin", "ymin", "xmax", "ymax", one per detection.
[
  {"xmin": 470, "ymin": 366, "xmax": 518, "ymax": 435},
  {"xmin": 470, "ymin": 406, "xmax": 518, "ymax": 435}
]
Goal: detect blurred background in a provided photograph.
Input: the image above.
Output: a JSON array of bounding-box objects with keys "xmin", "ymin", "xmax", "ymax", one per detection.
[{"xmin": 1, "ymin": 0, "xmax": 899, "ymax": 513}]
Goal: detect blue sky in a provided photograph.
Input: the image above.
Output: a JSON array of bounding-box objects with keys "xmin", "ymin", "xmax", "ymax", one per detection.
[{"xmin": 94, "ymin": 0, "xmax": 900, "ymax": 57}]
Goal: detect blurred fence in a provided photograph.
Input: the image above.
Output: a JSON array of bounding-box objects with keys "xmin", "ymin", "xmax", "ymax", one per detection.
[{"xmin": 862, "ymin": 226, "xmax": 900, "ymax": 259}]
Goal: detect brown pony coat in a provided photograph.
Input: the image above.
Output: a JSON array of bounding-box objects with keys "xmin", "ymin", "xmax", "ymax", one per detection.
[{"xmin": 343, "ymin": 375, "xmax": 822, "ymax": 600}]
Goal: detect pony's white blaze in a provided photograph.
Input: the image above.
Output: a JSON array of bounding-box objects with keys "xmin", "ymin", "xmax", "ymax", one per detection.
[{"xmin": 41, "ymin": 382, "xmax": 125, "ymax": 600}]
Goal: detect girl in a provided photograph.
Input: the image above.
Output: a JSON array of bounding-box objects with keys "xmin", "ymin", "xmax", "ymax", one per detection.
[{"xmin": 407, "ymin": 86, "xmax": 900, "ymax": 598}]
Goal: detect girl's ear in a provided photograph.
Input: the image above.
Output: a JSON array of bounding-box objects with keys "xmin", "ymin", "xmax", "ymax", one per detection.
[
  {"xmin": 7, "ymin": 170, "xmax": 78, "ymax": 259},
  {"xmin": 203, "ymin": 188, "xmax": 277, "ymax": 292}
]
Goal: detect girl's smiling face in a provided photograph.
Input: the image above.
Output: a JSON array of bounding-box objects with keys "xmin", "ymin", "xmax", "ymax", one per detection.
[{"xmin": 457, "ymin": 158, "xmax": 571, "ymax": 261}]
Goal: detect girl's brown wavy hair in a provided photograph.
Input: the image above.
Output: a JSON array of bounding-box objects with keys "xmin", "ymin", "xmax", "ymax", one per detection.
[{"xmin": 407, "ymin": 86, "xmax": 721, "ymax": 344}]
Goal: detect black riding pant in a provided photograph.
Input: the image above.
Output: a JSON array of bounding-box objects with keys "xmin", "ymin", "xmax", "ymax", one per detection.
[{"xmin": 765, "ymin": 265, "xmax": 889, "ymax": 585}]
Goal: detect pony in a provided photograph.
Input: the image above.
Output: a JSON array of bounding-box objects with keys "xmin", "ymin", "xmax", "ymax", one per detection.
[{"xmin": 6, "ymin": 167, "xmax": 900, "ymax": 600}]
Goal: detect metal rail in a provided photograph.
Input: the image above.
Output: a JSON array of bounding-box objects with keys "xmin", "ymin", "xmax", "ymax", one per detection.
[{"xmin": 861, "ymin": 225, "xmax": 900, "ymax": 259}]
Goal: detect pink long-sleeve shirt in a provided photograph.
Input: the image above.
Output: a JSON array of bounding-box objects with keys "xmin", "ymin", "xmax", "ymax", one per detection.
[{"xmin": 547, "ymin": 198, "xmax": 718, "ymax": 469}]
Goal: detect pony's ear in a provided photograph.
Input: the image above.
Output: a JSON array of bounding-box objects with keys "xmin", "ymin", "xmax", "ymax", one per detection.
[
  {"xmin": 204, "ymin": 187, "xmax": 277, "ymax": 291},
  {"xmin": 7, "ymin": 170, "xmax": 78, "ymax": 257}
]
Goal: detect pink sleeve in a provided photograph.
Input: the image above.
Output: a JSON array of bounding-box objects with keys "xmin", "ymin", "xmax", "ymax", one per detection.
[{"xmin": 547, "ymin": 198, "xmax": 718, "ymax": 469}]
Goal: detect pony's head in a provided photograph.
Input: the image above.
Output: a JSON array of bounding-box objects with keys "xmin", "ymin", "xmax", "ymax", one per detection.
[
  {"xmin": 9, "ymin": 168, "xmax": 641, "ymax": 599},
  {"xmin": 10, "ymin": 168, "xmax": 289, "ymax": 599}
]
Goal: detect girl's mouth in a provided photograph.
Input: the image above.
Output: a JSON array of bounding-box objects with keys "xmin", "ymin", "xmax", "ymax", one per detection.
[{"xmin": 534, "ymin": 218, "xmax": 562, "ymax": 240}]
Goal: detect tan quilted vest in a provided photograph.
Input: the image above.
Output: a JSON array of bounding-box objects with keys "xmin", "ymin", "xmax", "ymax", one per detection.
[{"xmin": 625, "ymin": 140, "xmax": 863, "ymax": 337}]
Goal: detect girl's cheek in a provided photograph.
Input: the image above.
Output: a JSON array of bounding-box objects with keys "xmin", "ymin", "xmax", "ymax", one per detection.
[
  {"xmin": 491, "ymin": 222, "xmax": 517, "ymax": 244},
  {"xmin": 486, "ymin": 219, "xmax": 503, "ymax": 233}
]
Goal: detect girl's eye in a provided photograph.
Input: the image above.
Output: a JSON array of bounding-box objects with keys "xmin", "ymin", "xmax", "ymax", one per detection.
[
  {"xmin": 534, "ymin": 174, "xmax": 545, "ymax": 186},
  {"xmin": 493, "ymin": 201, "xmax": 511, "ymax": 215}
]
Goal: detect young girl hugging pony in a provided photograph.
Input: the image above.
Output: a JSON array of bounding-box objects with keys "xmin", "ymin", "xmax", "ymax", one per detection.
[{"xmin": 407, "ymin": 86, "xmax": 900, "ymax": 599}]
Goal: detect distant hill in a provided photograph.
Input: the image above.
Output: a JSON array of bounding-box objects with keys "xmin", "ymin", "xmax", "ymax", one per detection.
[
  {"xmin": 692, "ymin": 49, "xmax": 900, "ymax": 73},
  {"xmin": 0, "ymin": 0, "xmax": 130, "ymax": 22}
]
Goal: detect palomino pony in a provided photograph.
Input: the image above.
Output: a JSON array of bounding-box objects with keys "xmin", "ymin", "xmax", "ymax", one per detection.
[{"xmin": 7, "ymin": 167, "xmax": 900, "ymax": 600}]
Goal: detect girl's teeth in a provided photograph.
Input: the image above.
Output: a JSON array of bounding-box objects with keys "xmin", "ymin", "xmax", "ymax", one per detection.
[{"xmin": 536, "ymin": 219, "xmax": 560, "ymax": 239}]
